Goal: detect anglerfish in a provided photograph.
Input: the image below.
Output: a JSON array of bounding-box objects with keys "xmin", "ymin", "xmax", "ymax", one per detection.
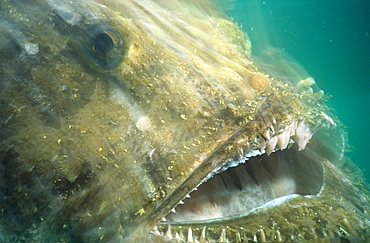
[{"xmin": 0, "ymin": 0, "xmax": 369, "ymax": 242}]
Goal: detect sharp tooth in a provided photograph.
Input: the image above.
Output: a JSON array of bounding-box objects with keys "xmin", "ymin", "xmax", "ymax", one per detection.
[
  {"xmin": 165, "ymin": 224, "xmax": 172, "ymax": 238},
  {"xmin": 293, "ymin": 122, "xmax": 312, "ymax": 151},
  {"xmin": 185, "ymin": 194, "xmax": 191, "ymax": 198},
  {"xmin": 200, "ymin": 226, "xmax": 206, "ymax": 242},
  {"xmin": 187, "ymin": 228, "xmax": 194, "ymax": 242},
  {"xmin": 171, "ymin": 208, "xmax": 177, "ymax": 214},
  {"xmin": 218, "ymin": 228, "xmax": 227, "ymax": 242},
  {"xmin": 266, "ymin": 136, "xmax": 278, "ymax": 155},
  {"xmin": 260, "ymin": 228, "xmax": 266, "ymax": 242},
  {"xmin": 236, "ymin": 232, "xmax": 242, "ymax": 243},
  {"xmin": 179, "ymin": 200, "xmax": 185, "ymax": 204},
  {"xmin": 322, "ymin": 228, "xmax": 328, "ymax": 237},
  {"xmin": 276, "ymin": 230, "xmax": 282, "ymax": 241},
  {"xmin": 152, "ymin": 226, "xmax": 161, "ymax": 236},
  {"xmin": 175, "ymin": 232, "xmax": 182, "ymax": 240},
  {"xmin": 277, "ymin": 130, "xmax": 290, "ymax": 150},
  {"xmin": 161, "ymin": 217, "xmax": 167, "ymax": 222}
]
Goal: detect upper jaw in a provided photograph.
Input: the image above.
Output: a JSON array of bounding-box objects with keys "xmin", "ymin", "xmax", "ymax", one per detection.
[
  {"xmin": 146, "ymin": 89, "xmax": 348, "ymax": 241},
  {"xmin": 148, "ymin": 121, "xmax": 365, "ymax": 242}
]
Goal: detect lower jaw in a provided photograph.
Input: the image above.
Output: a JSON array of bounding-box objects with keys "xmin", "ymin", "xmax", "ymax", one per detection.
[{"xmin": 148, "ymin": 133, "xmax": 368, "ymax": 242}]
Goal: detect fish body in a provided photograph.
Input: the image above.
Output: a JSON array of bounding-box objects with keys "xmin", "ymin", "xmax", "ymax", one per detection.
[{"xmin": 0, "ymin": 0, "xmax": 369, "ymax": 242}]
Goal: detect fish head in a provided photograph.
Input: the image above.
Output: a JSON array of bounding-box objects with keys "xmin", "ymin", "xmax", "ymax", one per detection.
[{"xmin": 0, "ymin": 0, "xmax": 369, "ymax": 242}]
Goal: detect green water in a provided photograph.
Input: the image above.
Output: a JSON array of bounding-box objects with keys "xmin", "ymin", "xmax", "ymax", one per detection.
[{"xmin": 224, "ymin": 0, "xmax": 370, "ymax": 181}]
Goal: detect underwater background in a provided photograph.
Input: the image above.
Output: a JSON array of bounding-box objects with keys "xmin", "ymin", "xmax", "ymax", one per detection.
[{"xmin": 222, "ymin": 0, "xmax": 370, "ymax": 182}]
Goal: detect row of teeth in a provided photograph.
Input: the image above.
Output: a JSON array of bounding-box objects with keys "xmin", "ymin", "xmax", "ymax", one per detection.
[
  {"xmin": 214, "ymin": 120, "xmax": 314, "ymax": 175},
  {"xmin": 160, "ymin": 121, "xmax": 313, "ymax": 221},
  {"xmin": 151, "ymin": 223, "xmax": 351, "ymax": 242},
  {"xmin": 152, "ymin": 225, "xmax": 262, "ymax": 243},
  {"xmin": 261, "ymin": 120, "xmax": 313, "ymax": 155}
]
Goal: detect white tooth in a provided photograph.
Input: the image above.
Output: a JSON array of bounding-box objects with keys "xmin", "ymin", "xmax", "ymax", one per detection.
[
  {"xmin": 179, "ymin": 200, "xmax": 185, "ymax": 204},
  {"xmin": 236, "ymin": 232, "xmax": 242, "ymax": 243},
  {"xmin": 260, "ymin": 228, "xmax": 266, "ymax": 242},
  {"xmin": 161, "ymin": 217, "xmax": 167, "ymax": 222},
  {"xmin": 185, "ymin": 194, "xmax": 191, "ymax": 198},
  {"xmin": 152, "ymin": 226, "xmax": 161, "ymax": 235},
  {"xmin": 276, "ymin": 230, "xmax": 282, "ymax": 241},
  {"xmin": 294, "ymin": 122, "xmax": 312, "ymax": 151},
  {"xmin": 266, "ymin": 136, "xmax": 278, "ymax": 155},
  {"xmin": 187, "ymin": 228, "xmax": 194, "ymax": 242},
  {"xmin": 218, "ymin": 228, "xmax": 227, "ymax": 242},
  {"xmin": 165, "ymin": 224, "xmax": 172, "ymax": 238},
  {"xmin": 171, "ymin": 208, "xmax": 177, "ymax": 214},
  {"xmin": 175, "ymin": 232, "xmax": 181, "ymax": 240},
  {"xmin": 298, "ymin": 137, "xmax": 308, "ymax": 151},
  {"xmin": 200, "ymin": 226, "xmax": 206, "ymax": 242},
  {"xmin": 277, "ymin": 130, "xmax": 290, "ymax": 150}
]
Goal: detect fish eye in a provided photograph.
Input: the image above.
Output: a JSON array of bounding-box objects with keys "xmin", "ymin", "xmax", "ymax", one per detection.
[
  {"xmin": 86, "ymin": 26, "xmax": 125, "ymax": 69},
  {"xmin": 93, "ymin": 32, "xmax": 115, "ymax": 53}
]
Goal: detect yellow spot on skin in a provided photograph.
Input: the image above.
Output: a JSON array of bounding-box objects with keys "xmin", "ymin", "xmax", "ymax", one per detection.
[
  {"xmin": 135, "ymin": 208, "xmax": 145, "ymax": 216},
  {"xmin": 249, "ymin": 72, "xmax": 270, "ymax": 92}
]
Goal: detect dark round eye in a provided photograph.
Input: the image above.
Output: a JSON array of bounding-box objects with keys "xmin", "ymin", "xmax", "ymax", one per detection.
[
  {"xmin": 86, "ymin": 26, "xmax": 125, "ymax": 69},
  {"xmin": 94, "ymin": 32, "xmax": 115, "ymax": 53}
]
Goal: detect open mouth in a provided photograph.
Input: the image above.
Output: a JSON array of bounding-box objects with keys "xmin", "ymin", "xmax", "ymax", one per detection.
[
  {"xmin": 151, "ymin": 119, "xmax": 338, "ymax": 241},
  {"xmin": 165, "ymin": 144, "xmax": 323, "ymax": 223}
]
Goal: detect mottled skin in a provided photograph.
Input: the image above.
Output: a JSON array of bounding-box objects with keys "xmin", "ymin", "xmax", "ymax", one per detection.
[{"xmin": 0, "ymin": 0, "xmax": 369, "ymax": 242}]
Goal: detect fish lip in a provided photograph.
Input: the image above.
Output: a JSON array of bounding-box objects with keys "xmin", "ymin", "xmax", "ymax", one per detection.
[{"xmin": 161, "ymin": 193, "xmax": 302, "ymax": 225}]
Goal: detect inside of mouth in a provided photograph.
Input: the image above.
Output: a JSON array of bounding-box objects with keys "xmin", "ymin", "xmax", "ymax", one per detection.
[{"xmin": 165, "ymin": 140, "xmax": 324, "ymax": 223}]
